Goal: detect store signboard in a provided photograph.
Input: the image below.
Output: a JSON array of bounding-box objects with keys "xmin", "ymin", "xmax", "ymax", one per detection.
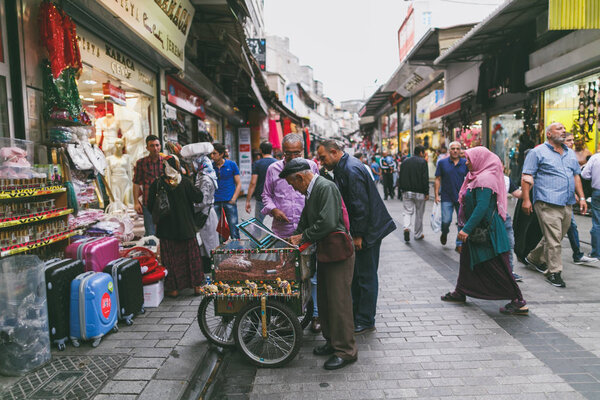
[
  {"xmin": 238, "ymin": 127, "xmax": 252, "ymax": 193},
  {"xmin": 77, "ymin": 26, "xmax": 155, "ymax": 96},
  {"xmin": 415, "ymin": 90, "xmax": 444, "ymax": 128},
  {"xmin": 96, "ymin": 0, "xmax": 195, "ymax": 70},
  {"xmin": 247, "ymin": 39, "xmax": 266, "ymax": 71},
  {"xmin": 166, "ymin": 75, "xmax": 205, "ymax": 119},
  {"xmin": 102, "ymin": 82, "xmax": 126, "ymax": 106}
]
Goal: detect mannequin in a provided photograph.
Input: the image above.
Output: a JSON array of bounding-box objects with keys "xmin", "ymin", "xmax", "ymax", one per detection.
[
  {"xmin": 116, "ymin": 103, "xmax": 145, "ymax": 166},
  {"xmin": 95, "ymin": 112, "xmax": 119, "ymax": 157},
  {"xmin": 105, "ymin": 138, "xmax": 133, "ymax": 206}
]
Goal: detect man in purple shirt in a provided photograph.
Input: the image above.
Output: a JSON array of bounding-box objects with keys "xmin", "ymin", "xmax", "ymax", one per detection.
[{"xmin": 262, "ymin": 133, "xmax": 320, "ymax": 332}]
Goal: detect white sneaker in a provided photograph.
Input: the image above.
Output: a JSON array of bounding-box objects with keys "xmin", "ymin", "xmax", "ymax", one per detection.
[{"xmin": 574, "ymin": 255, "xmax": 599, "ymax": 265}]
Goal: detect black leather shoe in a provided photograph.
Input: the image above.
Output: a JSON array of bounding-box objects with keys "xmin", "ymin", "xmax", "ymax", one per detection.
[
  {"xmin": 324, "ymin": 355, "xmax": 357, "ymax": 370},
  {"xmin": 313, "ymin": 343, "xmax": 335, "ymax": 356},
  {"xmin": 354, "ymin": 324, "xmax": 376, "ymax": 334}
]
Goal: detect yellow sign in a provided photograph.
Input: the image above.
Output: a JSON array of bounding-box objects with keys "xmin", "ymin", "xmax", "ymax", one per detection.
[
  {"xmin": 97, "ymin": 0, "xmax": 195, "ymax": 70},
  {"xmin": 549, "ymin": 0, "xmax": 600, "ymax": 30}
]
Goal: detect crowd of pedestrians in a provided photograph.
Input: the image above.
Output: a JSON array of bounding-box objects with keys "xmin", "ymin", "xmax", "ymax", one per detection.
[{"xmin": 136, "ymin": 122, "xmax": 600, "ymax": 370}]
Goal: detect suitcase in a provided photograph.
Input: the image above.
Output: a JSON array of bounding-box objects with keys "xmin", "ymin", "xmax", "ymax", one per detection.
[
  {"xmin": 66, "ymin": 237, "xmax": 120, "ymax": 272},
  {"xmin": 44, "ymin": 258, "xmax": 85, "ymax": 350},
  {"xmin": 69, "ymin": 271, "xmax": 118, "ymax": 348},
  {"xmin": 103, "ymin": 258, "xmax": 145, "ymax": 326}
]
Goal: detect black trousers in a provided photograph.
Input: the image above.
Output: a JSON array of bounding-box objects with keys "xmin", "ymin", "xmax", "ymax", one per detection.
[{"xmin": 382, "ymin": 173, "xmax": 394, "ymax": 199}]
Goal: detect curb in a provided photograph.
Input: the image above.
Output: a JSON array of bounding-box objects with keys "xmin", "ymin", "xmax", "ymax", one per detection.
[{"xmin": 180, "ymin": 345, "xmax": 224, "ymax": 400}]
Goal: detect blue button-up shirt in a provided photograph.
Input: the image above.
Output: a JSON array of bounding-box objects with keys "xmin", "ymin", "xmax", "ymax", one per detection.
[
  {"xmin": 522, "ymin": 142, "xmax": 581, "ymax": 206},
  {"xmin": 582, "ymin": 153, "xmax": 600, "ymax": 190}
]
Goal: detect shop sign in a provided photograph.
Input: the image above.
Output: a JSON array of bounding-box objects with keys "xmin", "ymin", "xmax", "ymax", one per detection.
[
  {"xmin": 166, "ymin": 75, "xmax": 205, "ymax": 119},
  {"xmin": 96, "ymin": 0, "xmax": 195, "ymax": 70},
  {"xmin": 415, "ymin": 90, "xmax": 445, "ymax": 127},
  {"xmin": 238, "ymin": 127, "xmax": 252, "ymax": 193},
  {"xmin": 77, "ymin": 26, "xmax": 155, "ymax": 96},
  {"xmin": 102, "ymin": 82, "xmax": 127, "ymax": 106},
  {"xmin": 247, "ymin": 39, "xmax": 266, "ymax": 71}
]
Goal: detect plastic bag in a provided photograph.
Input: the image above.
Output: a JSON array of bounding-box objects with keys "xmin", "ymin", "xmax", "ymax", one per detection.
[{"xmin": 430, "ymin": 202, "xmax": 442, "ymax": 233}]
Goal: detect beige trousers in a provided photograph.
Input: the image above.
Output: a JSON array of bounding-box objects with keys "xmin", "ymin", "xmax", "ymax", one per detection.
[
  {"xmin": 527, "ymin": 201, "xmax": 572, "ymax": 274},
  {"xmin": 402, "ymin": 191, "xmax": 426, "ymax": 238}
]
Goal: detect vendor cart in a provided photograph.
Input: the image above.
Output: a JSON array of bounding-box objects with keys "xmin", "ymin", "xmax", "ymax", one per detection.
[{"xmin": 197, "ymin": 218, "xmax": 315, "ymax": 367}]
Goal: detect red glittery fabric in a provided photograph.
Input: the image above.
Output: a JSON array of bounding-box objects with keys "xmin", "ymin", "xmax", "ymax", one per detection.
[{"xmin": 40, "ymin": 1, "xmax": 66, "ymax": 78}]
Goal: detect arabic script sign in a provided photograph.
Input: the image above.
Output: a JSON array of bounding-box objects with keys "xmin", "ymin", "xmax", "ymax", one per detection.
[{"xmin": 97, "ymin": 0, "xmax": 195, "ymax": 70}]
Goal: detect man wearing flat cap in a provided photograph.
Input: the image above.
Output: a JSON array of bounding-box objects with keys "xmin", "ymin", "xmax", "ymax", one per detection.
[{"xmin": 283, "ymin": 158, "xmax": 358, "ymax": 370}]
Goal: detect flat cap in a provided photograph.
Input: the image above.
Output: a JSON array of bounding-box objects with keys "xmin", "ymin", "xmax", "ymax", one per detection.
[{"xmin": 279, "ymin": 158, "xmax": 311, "ymax": 179}]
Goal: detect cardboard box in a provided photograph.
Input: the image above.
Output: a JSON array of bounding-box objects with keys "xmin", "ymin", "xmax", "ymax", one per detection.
[{"xmin": 143, "ymin": 280, "xmax": 164, "ymax": 308}]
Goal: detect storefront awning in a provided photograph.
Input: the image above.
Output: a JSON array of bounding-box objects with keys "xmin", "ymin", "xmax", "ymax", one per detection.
[
  {"xmin": 434, "ymin": 0, "xmax": 548, "ymax": 65},
  {"xmin": 430, "ymin": 97, "xmax": 462, "ymax": 119},
  {"xmin": 358, "ymin": 87, "xmax": 395, "ymax": 117}
]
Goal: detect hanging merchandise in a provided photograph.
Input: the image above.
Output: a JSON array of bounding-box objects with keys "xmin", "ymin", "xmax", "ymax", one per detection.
[
  {"xmin": 268, "ymin": 119, "xmax": 281, "ymax": 150},
  {"xmin": 39, "ymin": 1, "xmax": 66, "ymax": 78}
]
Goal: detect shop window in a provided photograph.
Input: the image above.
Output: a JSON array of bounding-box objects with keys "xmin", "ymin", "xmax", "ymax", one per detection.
[
  {"xmin": 454, "ymin": 121, "xmax": 482, "ymax": 150},
  {"xmin": 544, "ymin": 75, "xmax": 599, "ymax": 154},
  {"xmin": 77, "ymin": 65, "xmax": 155, "ymax": 165},
  {"xmin": 489, "ymin": 114, "xmax": 523, "ymax": 184}
]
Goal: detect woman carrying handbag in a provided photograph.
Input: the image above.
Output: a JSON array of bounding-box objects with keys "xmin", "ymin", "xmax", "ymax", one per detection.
[{"xmin": 441, "ymin": 147, "xmax": 528, "ymax": 315}]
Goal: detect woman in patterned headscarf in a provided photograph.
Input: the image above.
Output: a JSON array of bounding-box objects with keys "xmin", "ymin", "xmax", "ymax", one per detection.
[
  {"xmin": 193, "ymin": 154, "xmax": 220, "ymax": 273},
  {"xmin": 441, "ymin": 147, "xmax": 528, "ymax": 315},
  {"xmin": 148, "ymin": 155, "xmax": 204, "ymax": 297}
]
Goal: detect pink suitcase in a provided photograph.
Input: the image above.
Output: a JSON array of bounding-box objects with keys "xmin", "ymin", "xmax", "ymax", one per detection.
[{"xmin": 65, "ymin": 237, "xmax": 120, "ymax": 272}]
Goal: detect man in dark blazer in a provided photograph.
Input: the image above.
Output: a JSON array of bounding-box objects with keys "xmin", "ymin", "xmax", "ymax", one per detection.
[
  {"xmin": 317, "ymin": 140, "xmax": 396, "ymax": 334},
  {"xmin": 284, "ymin": 159, "xmax": 358, "ymax": 370}
]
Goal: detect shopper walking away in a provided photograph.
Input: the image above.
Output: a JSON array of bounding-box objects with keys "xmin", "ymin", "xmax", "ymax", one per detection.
[
  {"xmin": 285, "ymin": 159, "xmax": 358, "ymax": 370},
  {"xmin": 193, "ymin": 153, "xmax": 220, "ymax": 274},
  {"xmin": 565, "ymin": 134, "xmax": 597, "ymax": 264},
  {"xmin": 370, "ymin": 156, "xmax": 381, "ymax": 185},
  {"xmin": 211, "ymin": 143, "xmax": 242, "ymax": 239},
  {"xmin": 581, "ymin": 149, "xmax": 600, "ymax": 260},
  {"xmin": 399, "ymin": 145, "xmax": 429, "ymax": 242},
  {"xmin": 133, "ymin": 135, "xmax": 163, "ymax": 236},
  {"xmin": 148, "ymin": 155, "xmax": 204, "ymax": 297},
  {"xmin": 380, "ymin": 151, "xmax": 395, "ymax": 200},
  {"xmin": 522, "ymin": 123, "xmax": 587, "ymax": 288},
  {"xmin": 441, "ymin": 147, "xmax": 528, "ymax": 315},
  {"xmin": 245, "ymin": 142, "xmax": 277, "ymax": 223},
  {"xmin": 261, "ymin": 133, "xmax": 321, "ymax": 333},
  {"xmin": 317, "ymin": 140, "xmax": 396, "ymax": 334},
  {"xmin": 503, "ymin": 175, "xmax": 523, "ymax": 281},
  {"xmin": 435, "ymin": 141, "xmax": 468, "ymax": 252}
]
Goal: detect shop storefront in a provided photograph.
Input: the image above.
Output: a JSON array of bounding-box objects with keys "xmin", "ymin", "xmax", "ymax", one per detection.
[
  {"xmin": 544, "ymin": 73, "xmax": 600, "ymax": 154},
  {"xmin": 381, "ymin": 110, "xmax": 399, "ymax": 154},
  {"xmin": 488, "ymin": 113, "xmax": 523, "ymax": 182},
  {"xmin": 454, "ymin": 120, "xmax": 482, "ymax": 150}
]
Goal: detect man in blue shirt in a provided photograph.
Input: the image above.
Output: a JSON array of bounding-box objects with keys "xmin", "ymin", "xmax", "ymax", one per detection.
[
  {"xmin": 522, "ymin": 122, "xmax": 587, "ymax": 288},
  {"xmin": 434, "ymin": 141, "xmax": 468, "ymax": 252},
  {"xmin": 379, "ymin": 151, "xmax": 396, "ymax": 200},
  {"xmin": 211, "ymin": 142, "xmax": 242, "ymax": 239},
  {"xmin": 245, "ymin": 142, "xmax": 277, "ymax": 223}
]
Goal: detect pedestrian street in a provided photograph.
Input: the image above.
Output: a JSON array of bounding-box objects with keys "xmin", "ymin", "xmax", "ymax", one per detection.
[{"xmin": 209, "ymin": 196, "xmax": 600, "ymax": 400}]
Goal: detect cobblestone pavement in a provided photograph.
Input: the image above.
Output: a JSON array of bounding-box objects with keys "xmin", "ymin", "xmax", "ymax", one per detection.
[{"xmin": 209, "ymin": 194, "xmax": 600, "ymax": 400}]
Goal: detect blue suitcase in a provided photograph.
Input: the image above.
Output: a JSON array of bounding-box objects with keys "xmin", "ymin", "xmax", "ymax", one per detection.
[{"xmin": 69, "ymin": 271, "xmax": 118, "ymax": 348}]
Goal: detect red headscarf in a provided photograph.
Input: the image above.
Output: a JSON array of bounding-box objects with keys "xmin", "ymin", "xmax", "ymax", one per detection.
[{"xmin": 458, "ymin": 146, "xmax": 507, "ymax": 221}]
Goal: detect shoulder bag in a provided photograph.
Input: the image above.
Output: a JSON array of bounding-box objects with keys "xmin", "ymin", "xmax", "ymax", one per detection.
[
  {"xmin": 317, "ymin": 231, "xmax": 354, "ymax": 263},
  {"xmin": 152, "ymin": 180, "xmax": 171, "ymax": 223},
  {"xmin": 468, "ymin": 191, "xmax": 496, "ymax": 246}
]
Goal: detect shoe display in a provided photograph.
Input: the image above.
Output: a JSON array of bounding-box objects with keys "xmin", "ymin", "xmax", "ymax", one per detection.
[
  {"xmin": 525, "ymin": 256, "xmax": 547, "ymax": 273},
  {"xmin": 512, "ymin": 273, "xmax": 523, "ymax": 282},
  {"xmin": 310, "ymin": 317, "xmax": 322, "ymax": 334},
  {"xmin": 354, "ymin": 324, "xmax": 376, "ymax": 334},
  {"xmin": 323, "ymin": 355, "xmax": 357, "ymax": 370},
  {"xmin": 547, "ymin": 272, "xmax": 566, "ymax": 287},
  {"xmin": 440, "ymin": 232, "xmax": 447, "ymax": 245},
  {"xmin": 313, "ymin": 342, "xmax": 335, "ymax": 356},
  {"xmin": 404, "ymin": 230, "xmax": 410, "ymax": 242},
  {"xmin": 574, "ymin": 255, "xmax": 598, "ymax": 265}
]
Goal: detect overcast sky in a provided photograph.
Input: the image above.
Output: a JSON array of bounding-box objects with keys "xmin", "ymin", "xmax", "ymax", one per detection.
[{"xmin": 264, "ymin": 1, "xmax": 410, "ymax": 105}]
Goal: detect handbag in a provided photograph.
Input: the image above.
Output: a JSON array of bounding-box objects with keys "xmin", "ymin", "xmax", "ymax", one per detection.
[
  {"xmin": 151, "ymin": 180, "xmax": 171, "ymax": 223},
  {"xmin": 194, "ymin": 211, "xmax": 209, "ymax": 230},
  {"xmin": 468, "ymin": 219, "xmax": 492, "ymax": 245},
  {"xmin": 317, "ymin": 231, "xmax": 354, "ymax": 263}
]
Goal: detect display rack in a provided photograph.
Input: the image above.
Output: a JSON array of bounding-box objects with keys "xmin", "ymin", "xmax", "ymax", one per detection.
[{"xmin": 0, "ymin": 182, "xmax": 75, "ymax": 259}]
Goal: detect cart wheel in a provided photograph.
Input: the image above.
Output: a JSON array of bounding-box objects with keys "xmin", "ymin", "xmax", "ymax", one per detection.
[
  {"xmin": 233, "ymin": 300, "xmax": 302, "ymax": 368},
  {"xmin": 300, "ymin": 298, "xmax": 314, "ymax": 330},
  {"xmin": 92, "ymin": 338, "xmax": 101, "ymax": 348},
  {"xmin": 57, "ymin": 342, "xmax": 66, "ymax": 351},
  {"xmin": 71, "ymin": 339, "xmax": 80, "ymax": 348},
  {"xmin": 197, "ymin": 296, "xmax": 235, "ymax": 348}
]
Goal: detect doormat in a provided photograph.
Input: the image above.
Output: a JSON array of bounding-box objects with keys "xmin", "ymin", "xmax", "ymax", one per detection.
[{"xmin": 0, "ymin": 354, "xmax": 130, "ymax": 400}]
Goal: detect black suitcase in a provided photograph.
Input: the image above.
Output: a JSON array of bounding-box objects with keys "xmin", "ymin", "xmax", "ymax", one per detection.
[
  {"xmin": 103, "ymin": 258, "xmax": 145, "ymax": 325},
  {"xmin": 44, "ymin": 258, "xmax": 85, "ymax": 350}
]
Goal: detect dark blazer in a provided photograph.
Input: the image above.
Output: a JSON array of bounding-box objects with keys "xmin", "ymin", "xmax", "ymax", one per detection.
[
  {"xmin": 399, "ymin": 155, "xmax": 429, "ymax": 195},
  {"xmin": 333, "ymin": 153, "xmax": 396, "ymax": 247}
]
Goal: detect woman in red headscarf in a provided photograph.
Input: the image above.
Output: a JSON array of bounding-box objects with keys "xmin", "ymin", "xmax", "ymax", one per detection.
[{"xmin": 441, "ymin": 146, "xmax": 528, "ymax": 315}]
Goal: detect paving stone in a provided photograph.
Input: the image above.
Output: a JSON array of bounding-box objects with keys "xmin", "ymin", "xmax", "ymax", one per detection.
[
  {"xmin": 154, "ymin": 345, "xmax": 207, "ymax": 380},
  {"xmin": 98, "ymin": 380, "xmax": 147, "ymax": 394},
  {"xmin": 137, "ymin": 380, "xmax": 187, "ymax": 400},
  {"xmin": 113, "ymin": 368, "xmax": 157, "ymax": 380},
  {"xmin": 125, "ymin": 357, "xmax": 165, "ymax": 369}
]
